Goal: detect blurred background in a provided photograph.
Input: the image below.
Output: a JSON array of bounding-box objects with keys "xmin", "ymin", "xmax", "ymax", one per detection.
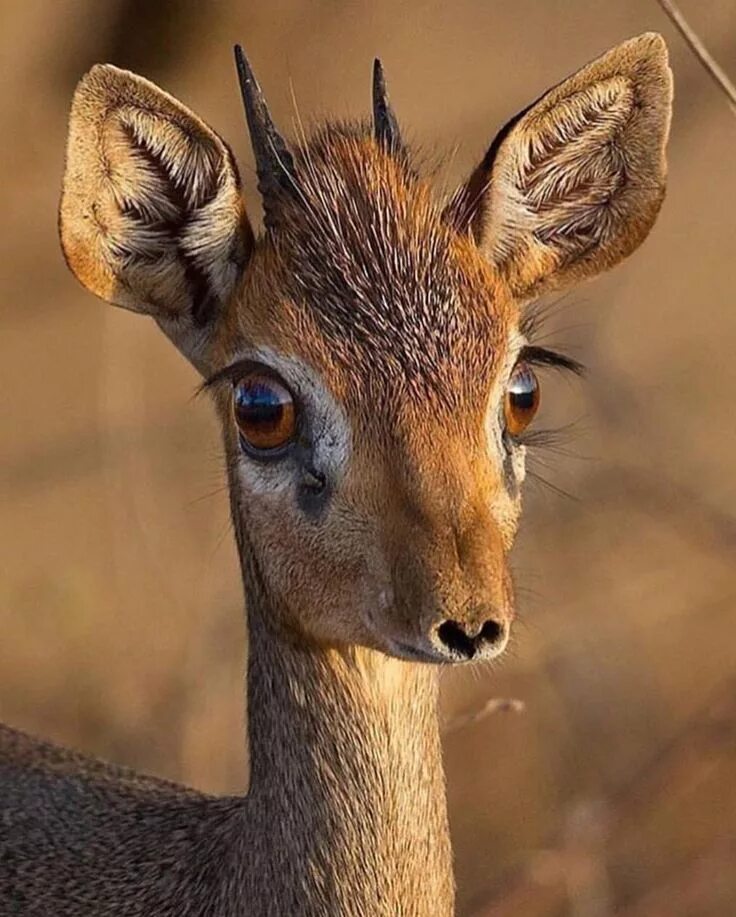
[{"xmin": 1, "ymin": 1, "xmax": 735, "ymax": 914}]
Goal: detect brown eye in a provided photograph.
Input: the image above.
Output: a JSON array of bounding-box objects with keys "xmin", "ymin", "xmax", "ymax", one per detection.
[
  {"xmin": 504, "ymin": 362, "xmax": 540, "ymax": 436},
  {"xmin": 233, "ymin": 372, "xmax": 296, "ymax": 453}
]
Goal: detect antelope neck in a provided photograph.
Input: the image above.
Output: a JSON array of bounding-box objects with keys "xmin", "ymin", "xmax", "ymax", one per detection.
[{"xmin": 240, "ymin": 592, "xmax": 455, "ymax": 915}]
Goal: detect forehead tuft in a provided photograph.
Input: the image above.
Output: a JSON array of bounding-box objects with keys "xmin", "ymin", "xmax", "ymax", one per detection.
[{"xmin": 262, "ymin": 123, "xmax": 512, "ymax": 406}]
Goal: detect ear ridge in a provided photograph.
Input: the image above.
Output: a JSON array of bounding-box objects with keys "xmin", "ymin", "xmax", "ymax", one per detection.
[
  {"xmin": 489, "ymin": 75, "xmax": 636, "ymax": 268},
  {"xmin": 60, "ymin": 64, "xmax": 252, "ymax": 367},
  {"xmin": 452, "ymin": 33, "xmax": 672, "ymax": 301}
]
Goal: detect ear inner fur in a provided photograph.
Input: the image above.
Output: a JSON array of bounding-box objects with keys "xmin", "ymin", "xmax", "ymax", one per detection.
[
  {"xmin": 59, "ymin": 63, "xmax": 253, "ymax": 369},
  {"xmin": 446, "ymin": 33, "xmax": 673, "ymax": 300}
]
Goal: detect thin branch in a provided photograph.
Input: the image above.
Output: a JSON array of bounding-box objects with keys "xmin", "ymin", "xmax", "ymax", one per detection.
[
  {"xmin": 443, "ymin": 697, "xmax": 525, "ymax": 735},
  {"xmin": 655, "ymin": 0, "xmax": 736, "ymax": 114},
  {"xmin": 471, "ymin": 675, "xmax": 736, "ymax": 916}
]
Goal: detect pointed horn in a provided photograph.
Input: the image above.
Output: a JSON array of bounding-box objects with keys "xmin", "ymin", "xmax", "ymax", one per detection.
[
  {"xmin": 372, "ymin": 58, "xmax": 402, "ymax": 152},
  {"xmin": 234, "ymin": 45, "xmax": 297, "ymax": 229}
]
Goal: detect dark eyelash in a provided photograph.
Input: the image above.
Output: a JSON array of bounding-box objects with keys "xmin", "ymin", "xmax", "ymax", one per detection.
[
  {"xmin": 197, "ymin": 359, "xmax": 267, "ymax": 396},
  {"xmin": 199, "ymin": 341, "xmax": 583, "ymax": 398},
  {"xmin": 519, "ymin": 345, "xmax": 585, "ymax": 376}
]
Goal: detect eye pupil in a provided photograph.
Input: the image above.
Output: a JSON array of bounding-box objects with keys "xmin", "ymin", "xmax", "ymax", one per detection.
[
  {"xmin": 233, "ymin": 373, "xmax": 296, "ymax": 453},
  {"xmin": 504, "ymin": 362, "xmax": 540, "ymax": 436},
  {"xmin": 236, "ymin": 383, "xmax": 284, "ymax": 427},
  {"xmin": 510, "ymin": 389, "xmax": 535, "ymax": 411}
]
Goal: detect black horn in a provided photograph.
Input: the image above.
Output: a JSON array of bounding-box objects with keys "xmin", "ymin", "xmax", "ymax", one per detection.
[
  {"xmin": 372, "ymin": 58, "xmax": 402, "ymax": 152},
  {"xmin": 234, "ymin": 45, "xmax": 298, "ymax": 230}
]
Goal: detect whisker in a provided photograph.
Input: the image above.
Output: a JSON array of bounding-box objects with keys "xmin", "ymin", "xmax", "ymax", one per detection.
[
  {"xmin": 526, "ymin": 468, "xmax": 580, "ymax": 502},
  {"xmin": 517, "ymin": 417, "xmax": 591, "ymax": 457},
  {"xmin": 289, "ymin": 77, "xmax": 321, "ymax": 194},
  {"xmin": 186, "ymin": 483, "xmax": 230, "ymax": 508},
  {"xmin": 521, "ymin": 291, "xmax": 588, "ymax": 341}
]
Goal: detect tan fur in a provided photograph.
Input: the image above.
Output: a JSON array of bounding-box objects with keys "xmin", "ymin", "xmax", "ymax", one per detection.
[{"xmin": 1, "ymin": 35, "xmax": 672, "ymax": 916}]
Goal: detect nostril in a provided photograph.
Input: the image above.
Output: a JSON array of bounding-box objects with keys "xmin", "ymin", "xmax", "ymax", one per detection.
[
  {"xmin": 436, "ymin": 620, "xmax": 476, "ymax": 659},
  {"xmin": 435, "ymin": 617, "xmax": 508, "ymax": 659},
  {"xmin": 479, "ymin": 618, "xmax": 505, "ymax": 646},
  {"xmin": 435, "ymin": 617, "xmax": 507, "ymax": 660}
]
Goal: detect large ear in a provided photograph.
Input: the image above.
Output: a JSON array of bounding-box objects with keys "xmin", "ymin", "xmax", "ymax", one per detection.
[
  {"xmin": 446, "ymin": 33, "xmax": 673, "ymax": 301},
  {"xmin": 59, "ymin": 64, "xmax": 253, "ymax": 372}
]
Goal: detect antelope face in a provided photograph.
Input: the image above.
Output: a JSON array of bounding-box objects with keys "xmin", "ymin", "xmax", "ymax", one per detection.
[
  {"xmin": 59, "ymin": 38, "xmax": 672, "ymax": 663},
  {"xmin": 210, "ymin": 135, "xmax": 525, "ymax": 663}
]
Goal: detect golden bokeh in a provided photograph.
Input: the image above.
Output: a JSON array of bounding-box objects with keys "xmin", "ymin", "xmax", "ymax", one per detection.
[{"xmin": 1, "ymin": 2, "xmax": 735, "ymax": 913}]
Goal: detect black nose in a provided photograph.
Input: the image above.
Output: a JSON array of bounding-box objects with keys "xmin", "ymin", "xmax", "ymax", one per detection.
[{"xmin": 435, "ymin": 617, "xmax": 506, "ymax": 660}]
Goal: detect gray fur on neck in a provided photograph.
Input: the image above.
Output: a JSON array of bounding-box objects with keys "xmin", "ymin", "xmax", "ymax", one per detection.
[{"xmin": 0, "ymin": 585, "xmax": 454, "ymax": 916}]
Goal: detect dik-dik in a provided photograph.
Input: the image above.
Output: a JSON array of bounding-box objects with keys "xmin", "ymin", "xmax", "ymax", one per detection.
[{"xmin": 0, "ymin": 34, "xmax": 672, "ymax": 916}]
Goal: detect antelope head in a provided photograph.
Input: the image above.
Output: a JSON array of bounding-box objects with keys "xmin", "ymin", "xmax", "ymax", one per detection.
[{"xmin": 59, "ymin": 35, "xmax": 672, "ymax": 663}]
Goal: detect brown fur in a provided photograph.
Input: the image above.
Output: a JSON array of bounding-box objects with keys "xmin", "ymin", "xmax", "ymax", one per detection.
[{"xmin": 2, "ymin": 34, "xmax": 672, "ymax": 915}]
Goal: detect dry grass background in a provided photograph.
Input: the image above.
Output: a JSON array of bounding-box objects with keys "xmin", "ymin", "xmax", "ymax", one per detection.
[{"xmin": 1, "ymin": 1, "xmax": 735, "ymax": 914}]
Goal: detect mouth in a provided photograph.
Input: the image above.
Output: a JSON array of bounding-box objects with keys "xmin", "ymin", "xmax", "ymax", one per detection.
[
  {"xmin": 389, "ymin": 639, "xmax": 451, "ymax": 665},
  {"xmin": 385, "ymin": 629, "xmax": 510, "ymax": 666}
]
